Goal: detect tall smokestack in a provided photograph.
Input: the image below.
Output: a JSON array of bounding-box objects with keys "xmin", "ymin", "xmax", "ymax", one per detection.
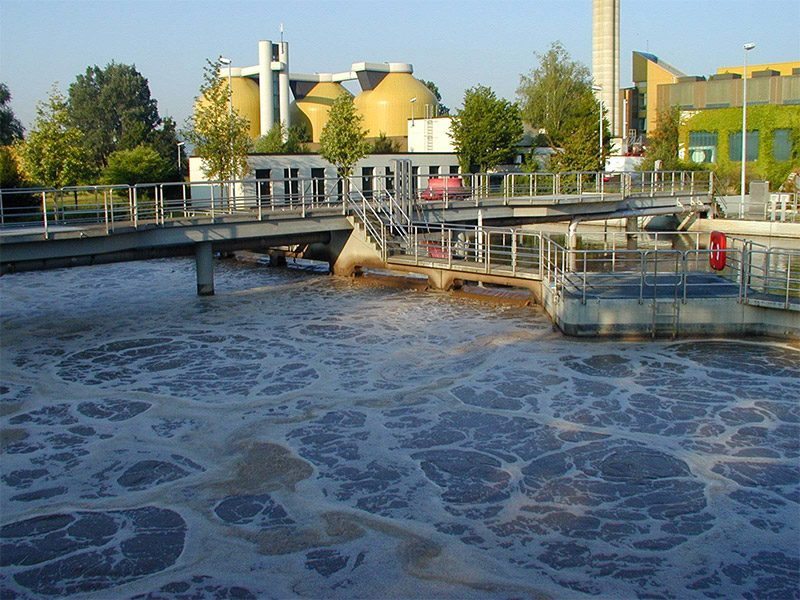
[{"xmin": 592, "ymin": 0, "xmax": 620, "ymax": 143}]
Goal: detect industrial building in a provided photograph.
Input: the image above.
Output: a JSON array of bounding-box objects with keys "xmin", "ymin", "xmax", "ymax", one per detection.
[{"xmin": 211, "ymin": 40, "xmax": 438, "ymax": 147}]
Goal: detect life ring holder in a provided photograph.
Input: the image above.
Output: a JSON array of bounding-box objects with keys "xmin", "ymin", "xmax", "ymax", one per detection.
[{"xmin": 709, "ymin": 231, "xmax": 727, "ymax": 271}]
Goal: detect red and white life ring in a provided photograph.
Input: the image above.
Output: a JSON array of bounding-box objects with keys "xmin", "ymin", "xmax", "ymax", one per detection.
[{"xmin": 709, "ymin": 231, "xmax": 727, "ymax": 271}]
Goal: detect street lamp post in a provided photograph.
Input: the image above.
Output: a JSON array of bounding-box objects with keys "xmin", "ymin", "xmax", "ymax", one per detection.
[
  {"xmin": 592, "ymin": 85, "xmax": 604, "ymax": 171},
  {"xmin": 177, "ymin": 141, "xmax": 185, "ymax": 177},
  {"xmin": 410, "ymin": 97, "xmax": 417, "ymax": 125},
  {"xmin": 740, "ymin": 42, "xmax": 756, "ymax": 218},
  {"xmin": 218, "ymin": 57, "xmax": 234, "ymax": 203},
  {"xmin": 218, "ymin": 56, "xmax": 233, "ymax": 118}
]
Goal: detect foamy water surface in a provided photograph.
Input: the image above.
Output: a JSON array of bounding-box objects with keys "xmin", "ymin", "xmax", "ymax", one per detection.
[{"xmin": 1, "ymin": 257, "xmax": 798, "ymax": 599}]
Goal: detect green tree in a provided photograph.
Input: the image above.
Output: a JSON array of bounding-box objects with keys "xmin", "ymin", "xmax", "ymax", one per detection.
[
  {"xmin": 371, "ymin": 132, "xmax": 399, "ymax": 153},
  {"xmin": 420, "ymin": 79, "xmax": 449, "ymax": 115},
  {"xmin": 253, "ymin": 122, "xmax": 285, "ymax": 153},
  {"xmin": 67, "ymin": 62, "xmax": 179, "ymax": 173},
  {"xmin": 0, "ymin": 146, "xmax": 24, "ymax": 188},
  {"xmin": 102, "ymin": 144, "xmax": 170, "ymax": 185},
  {"xmin": 184, "ymin": 60, "xmax": 253, "ymax": 181},
  {"xmin": 0, "ymin": 83, "xmax": 24, "ymax": 144},
  {"xmin": 638, "ymin": 105, "xmax": 682, "ymax": 171},
  {"xmin": 16, "ymin": 87, "xmax": 95, "ymax": 188},
  {"xmin": 517, "ymin": 41, "xmax": 609, "ymax": 171},
  {"xmin": 449, "ymin": 85, "xmax": 523, "ymax": 173},
  {"xmin": 283, "ymin": 124, "xmax": 311, "ymax": 153},
  {"xmin": 254, "ymin": 123, "xmax": 310, "ymax": 154},
  {"xmin": 319, "ymin": 92, "xmax": 370, "ymax": 177}
]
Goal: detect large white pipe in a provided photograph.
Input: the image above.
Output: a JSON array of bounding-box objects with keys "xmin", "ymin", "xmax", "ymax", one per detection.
[
  {"xmin": 258, "ymin": 40, "xmax": 273, "ymax": 135},
  {"xmin": 278, "ymin": 41, "xmax": 290, "ymax": 139}
]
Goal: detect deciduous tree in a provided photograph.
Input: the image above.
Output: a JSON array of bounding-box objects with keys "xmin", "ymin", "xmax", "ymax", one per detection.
[
  {"xmin": 102, "ymin": 144, "xmax": 170, "ymax": 185},
  {"xmin": 0, "ymin": 83, "xmax": 24, "ymax": 144},
  {"xmin": 319, "ymin": 93, "xmax": 370, "ymax": 177},
  {"xmin": 16, "ymin": 87, "xmax": 95, "ymax": 188},
  {"xmin": 371, "ymin": 132, "xmax": 399, "ymax": 153},
  {"xmin": 449, "ymin": 85, "xmax": 522, "ymax": 173},
  {"xmin": 184, "ymin": 60, "xmax": 253, "ymax": 181},
  {"xmin": 67, "ymin": 63, "xmax": 179, "ymax": 172},
  {"xmin": 639, "ymin": 105, "xmax": 682, "ymax": 171},
  {"xmin": 420, "ymin": 79, "xmax": 449, "ymax": 115},
  {"xmin": 517, "ymin": 41, "xmax": 609, "ymax": 171}
]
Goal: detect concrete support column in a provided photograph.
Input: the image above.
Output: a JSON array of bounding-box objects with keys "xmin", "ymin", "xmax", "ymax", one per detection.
[
  {"xmin": 258, "ymin": 40, "xmax": 274, "ymax": 135},
  {"xmin": 568, "ymin": 222, "xmax": 580, "ymax": 272},
  {"xmin": 195, "ymin": 242, "xmax": 214, "ymax": 296},
  {"xmin": 626, "ymin": 216, "xmax": 638, "ymax": 250}
]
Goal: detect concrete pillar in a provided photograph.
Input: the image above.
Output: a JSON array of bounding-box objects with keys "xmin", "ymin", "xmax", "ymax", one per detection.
[
  {"xmin": 195, "ymin": 242, "xmax": 214, "ymax": 296},
  {"xmin": 626, "ymin": 216, "xmax": 638, "ymax": 250},
  {"xmin": 258, "ymin": 40, "xmax": 274, "ymax": 135}
]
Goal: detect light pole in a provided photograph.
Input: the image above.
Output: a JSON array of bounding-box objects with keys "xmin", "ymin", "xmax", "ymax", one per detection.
[
  {"xmin": 177, "ymin": 141, "xmax": 184, "ymax": 177},
  {"xmin": 218, "ymin": 56, "xmax": 234, "ymax": 201},
  {"xmin": 410, "ymin": 97, "xmax": 417, "ymax": 125},
  {"xmin": 740, "ymin": 42, "xmax": 756, "ymax": 217},
  {"xmin": 592, "ymin": 85, "xmax": 604, "ymax": 171},
  {"xmin": 218, "ymin": 56, "xmax": 232, "ymax": 118}
]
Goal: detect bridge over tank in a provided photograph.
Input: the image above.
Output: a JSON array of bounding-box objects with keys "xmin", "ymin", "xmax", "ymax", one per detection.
[
  {"xmin": 0, "ymin": 170, "xmax": 712, "ymax": 284},
  {"xmin": 5, "ymin": 170, "xmax": 782, "ymax": 340}
]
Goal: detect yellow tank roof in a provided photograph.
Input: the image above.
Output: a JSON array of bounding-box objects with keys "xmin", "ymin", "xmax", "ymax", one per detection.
[
  {"xmin": 292, "ymin": 82, "xmax": 351, "ymax": 142},
  {"xmin": 354, "ymin": 73, "xmax": 438, "ymax": 138},
  {"xmin": 195, "ymin": 76, "xmax": 261, "ymax": 138}
]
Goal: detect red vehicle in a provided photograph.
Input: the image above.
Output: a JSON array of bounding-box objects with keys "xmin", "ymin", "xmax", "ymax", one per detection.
[{"xmin": 420, "ymin": 176, "xmax": 471, "ymax": 201}]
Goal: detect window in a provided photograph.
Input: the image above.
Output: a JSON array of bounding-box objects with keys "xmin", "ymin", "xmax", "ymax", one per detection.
[
  {"xmin": 361, "ymin": 167, "xmax": 373, "ymax": 199},
  {"xmin": 773, "ymin": 129, "xmax": 793, "ymax": 162},
  {"xmin": 449, "ymin": 165, "xmax": 460, "ymax": 174},
  {"xmin": 728, "ymin": 131, "xmax": 759, "ymax": 162},
  {"xmin": 255, "ymin": 169, "xmax": 271, "ymax": 197},
  {"xmin": 429, "ymin": 165, "xmax": 439, "ymax": 175},
  {"xmin": 385, "ymin": 167, "xmax": 394, "ymax": 192},
  {"xmin": 283, "ymin": 168, "xmax": 299, "ymax": 205},
  {"xmin": 411, "ymin": 166, "xmax": 419, "ymax": 195},
  {"xmin": 311, "ymin": 168, "xmax": 326, "ymax": 203},
  {"xmin": 688, "ymin": 131, "xmax": 718, "ymax": 163}
]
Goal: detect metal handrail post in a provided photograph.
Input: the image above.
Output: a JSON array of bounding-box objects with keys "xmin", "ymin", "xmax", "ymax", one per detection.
[
  {"xmin": 582, "ymin": 251, "xmax": 587, "ymax": 304},
  {"xmin": 486, "ymin": 231, "xmax": 491, "ymax": 273},
  {"xmin": 182, "ymin": 182, "xmax": 188, "ymax": 217},
  {"xmin": 639, "ymin": 251, "xmax": 647, "ymax": 304},
  {"xmin": 512, "ymin": 232, "xmax": 517, "ymax": 275},
  {"xmin": 785, "ymin": 255, "xmax": 791, "ymax": 308},
  {"xmin": 210, "ymin": 184, "xmax": 215, "ymax": 221},
  {"xmin": 133, "ymin": 187, "xmax": 138, "ymax": 228},
  {"xmin": 539, "ymin": 232, "xmax": 544, "ymax": 279},
  {"xmin": 41, "ymin": 191, "xmax": 48, "ymax": 239},
  {"xmin": 447, "ymin": 228, "xmax": 452, "ymax": 268},
  {"xmin": 103, "ymin": 189, "xmax": 109, "ymax": 234},
  {"xmin": 414, "ymin": 226, "xmax": 419, "ymax": 265}
]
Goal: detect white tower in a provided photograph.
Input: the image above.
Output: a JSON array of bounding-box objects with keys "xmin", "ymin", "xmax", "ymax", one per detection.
[{"xmin": 592, "ymin": 0, "xmax": 620, "ymax": 144}]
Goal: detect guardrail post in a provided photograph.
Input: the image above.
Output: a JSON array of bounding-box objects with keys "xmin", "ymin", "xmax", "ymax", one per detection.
[
  {"xmin": 133, "ymin": 187, "xmax": 138, "ymax": 228},
  {"xmin": 485, "ymin": 231, "xmax": 491, "ymax": 273},
  {"xmin": 512, "ymin": 232, "xmax": 517, "ymax": 275},
  {"xmin": 1, "ymin": 190, "xmax": 4, "ymax": 226},
  {"xmin": 103, "ymin": 189, "xmax": 109, "ymax": 234},
  {"xmin": 41, "ymin": 191, "xmax": 49, "ymax": 239}
]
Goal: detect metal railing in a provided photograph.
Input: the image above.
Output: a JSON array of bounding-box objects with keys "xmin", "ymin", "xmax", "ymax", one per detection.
[
  {"xmin": 0, "ymin": 170, "xmax": 714, "ymax": 238},
  {"xmin": 381, "ymin": 224, "xmax": 797, "ymax": 311}
]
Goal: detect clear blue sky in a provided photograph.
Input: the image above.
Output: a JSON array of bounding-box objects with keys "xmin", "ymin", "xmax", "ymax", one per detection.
[{"xmin": 1, "ymin": 0, "xmax": 798, "ymax": 132}]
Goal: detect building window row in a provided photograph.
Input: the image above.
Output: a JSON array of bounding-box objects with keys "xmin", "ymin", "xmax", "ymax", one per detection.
[{"xmin": 688, "ymin": 129, "xmax": 795, "ymax": 163}]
